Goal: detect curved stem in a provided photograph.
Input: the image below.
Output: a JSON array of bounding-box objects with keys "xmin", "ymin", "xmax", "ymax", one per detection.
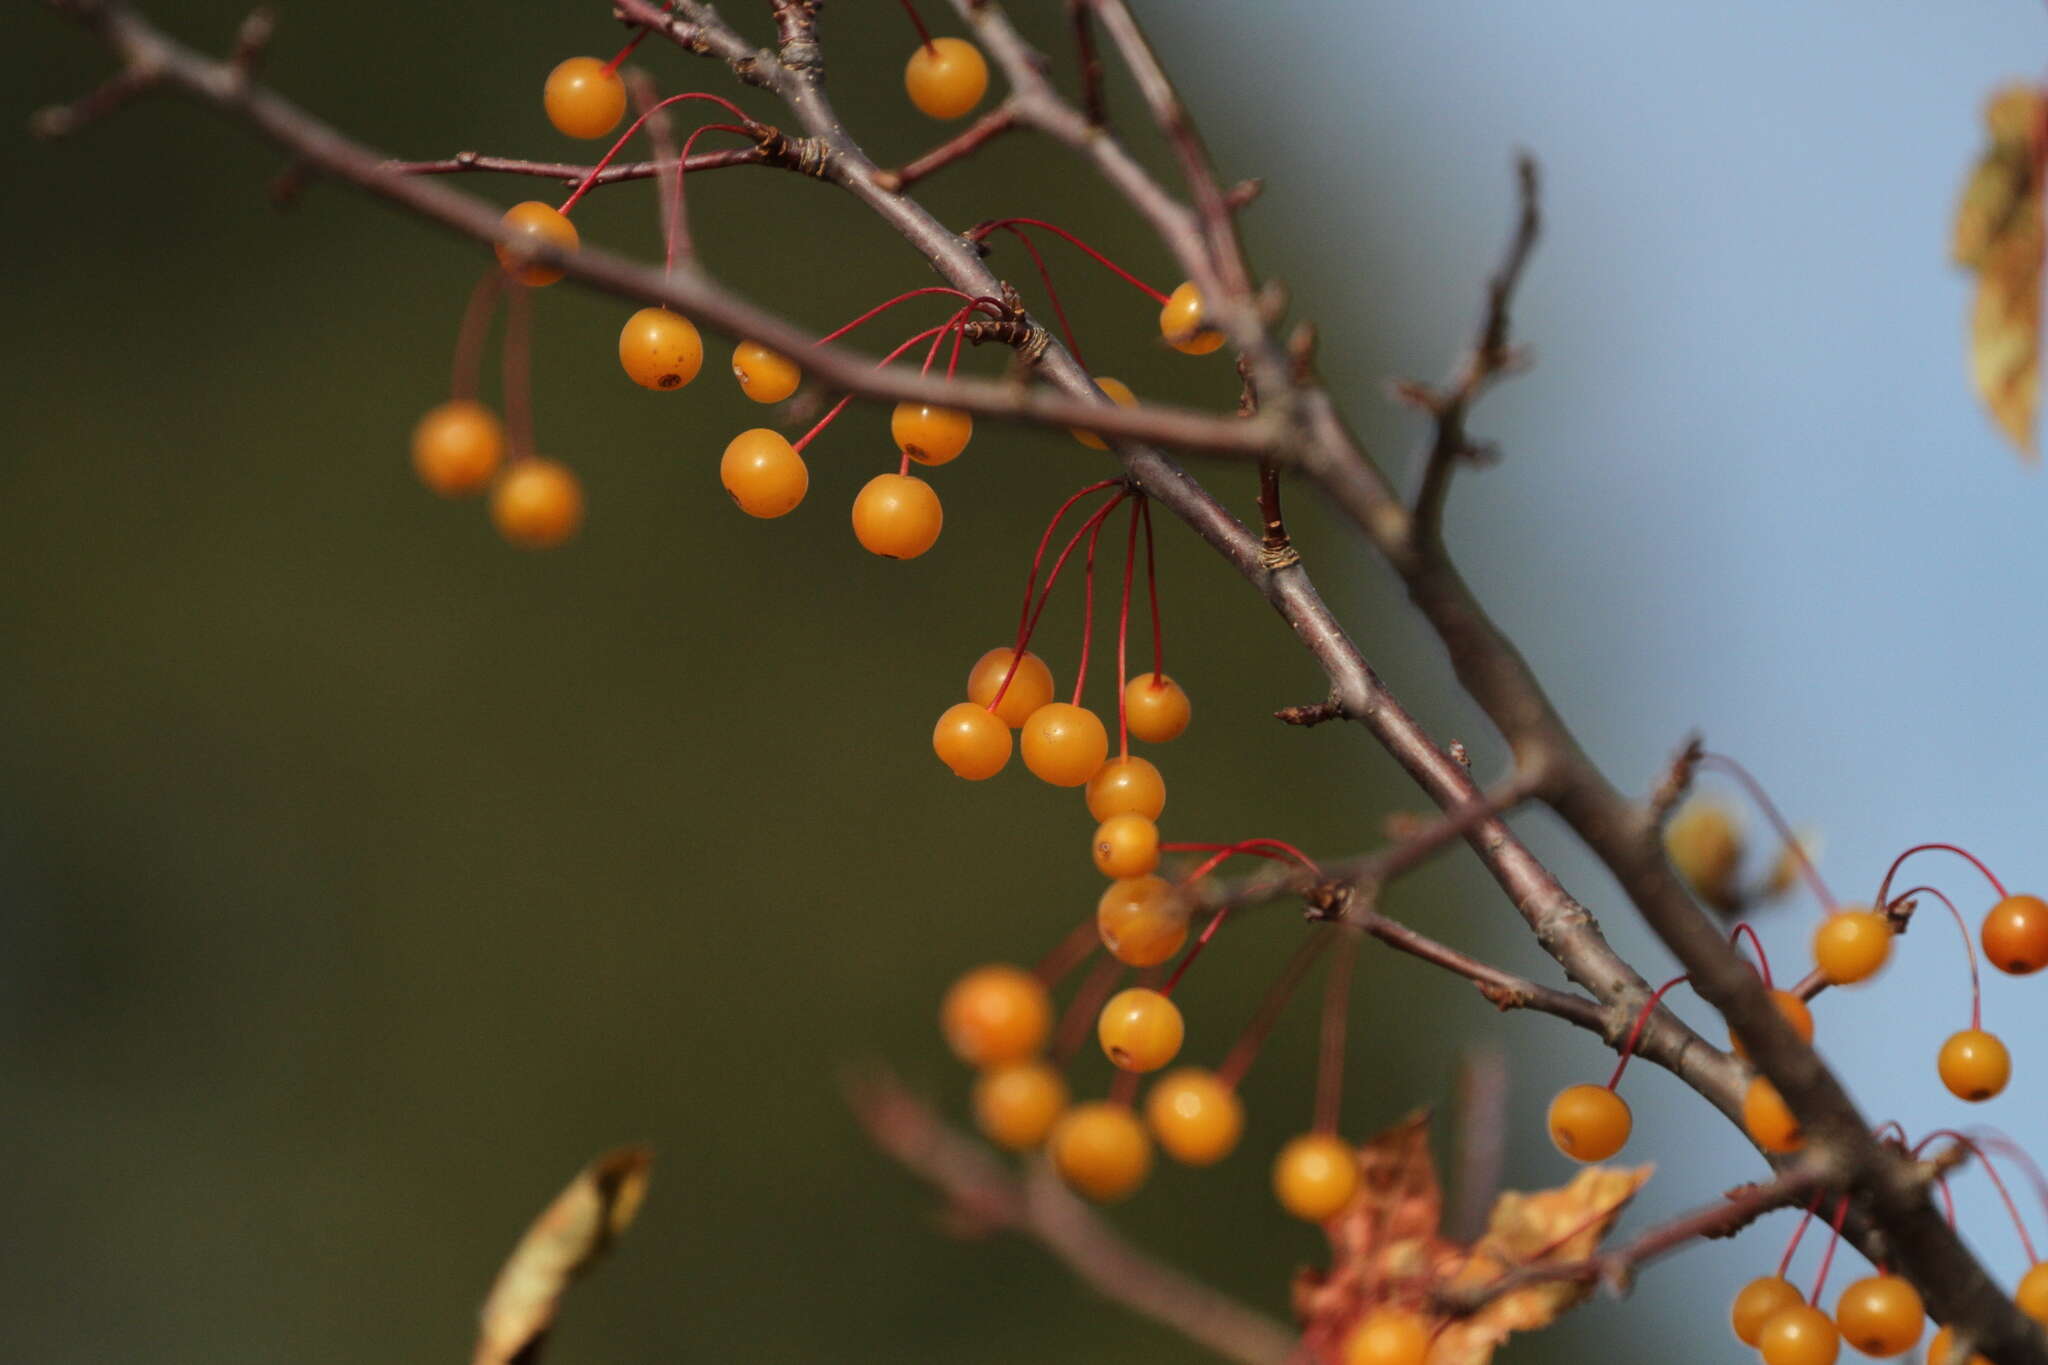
[
  {"xmin": 1892, "ymin": 884, "xmax": 1982, "ymax": 1031},
  {"xmin": 1606, "ymin": 973, "xmax": 1690, "ymax": 1090},
  {"xmin": 1874, "ymin": 843, "xmax": 2011, "ymax": 917},
  {"xmin": 1697, "ymin": 752, "xmax": 1836, "ymax": 910}
]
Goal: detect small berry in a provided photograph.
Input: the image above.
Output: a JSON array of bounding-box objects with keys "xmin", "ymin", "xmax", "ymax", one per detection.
[
  {"xmin": 852, "ymin": 473, "xmax": 944, "ymax": 559},
  {"xmin": 1927, "ymin": 1327, "xmax": 1990, "ymax": 1365},
  {"xmin": 2019, "ymin": 1262, "xmax": 2048, "ymax": 1323},
  {"xmin": 1143, "ymin": 1067, "xmax": 1242, "ymax": 1165},
  {"xmin": 1097, "ymin": 987, "xmax": 1184, "ymax": 1072},
  {"xmin": 1342, "ymin": 1310, "xmax": 1432, "ymax": 1365},
  {"xmin": 1813, "ymin": 908, "xmax": 1892, "ymax": 985},
  {"xmin": 1049, "ymin": 1100, "xmax": 1151, "ymax": 1202},
  {"xmin": 618, "ymin": 307, "xmax": 704, "ymax": 391},
  {"xmin": 933, "ymin": 701, "xmax": 1012, "ymax": 780},
  {"xmin": 542, "ymin": 57, "xmax": 626, "ymax": 140},
  {"xmin": 732, "ymin": 341, "xmax": 801, "ymax": 403},
  {"xmin": 1733, "ymin": 1276, "xmax": 1808, "ymax": 1347},
  {"xmin": 1743, "ymin": 1076, "xmax": 1804, "ymax": 1153},
  {"xmin": 1757, "ymin": 1304, "xmax": 1841, "ymax": 1365},
  {"xmin": 1545, "ymin": 1083, "xmax": 1632, "ymax": 1162},
  {"xmin": 1834, "ymin": 1273, "xmax": 1924, "ymax": 1358},
  {"xmin": 1664, "ymin": 798, "xmax": 1744, "ymax": 911},
  {"xmin": 890, "ymin": 403, "xmax": 973, "ymax": 466},
  {"xmin": 410, "ymin": 399, "xmax": 504, "ymax": 496},
  {"xmin": 494, "ymin": 201, "xmax": 579, "ymax": 287},
  {"xmin": 1020, "ymin": 703, "xmax": 1109, "ymax": 787},
  {"xmin": 1123, "ymin": 672, "xmax": 1191, "ymax": 743},
  {"xmin": 1072, "ymin": 377, "xmax": 1139, "ymax": 449},
  {"xmin": 1158, "ymin": 281, "xmax": 1226, "ymax": 355},
  {"xmin": 1085, "ymin": 754, "xmax": 1166, "ymax": 821},
  {"xmin": 1730, "ymin": 988, "xmax": 1817, "ymax": 1061},
  {"xmin": 903, "ymin": 36, "xmax": 989, "ymax": 120},
  {"xmin": 719, "ymin": 428, "xmax": 809, "ymax": 518},
  {"xmin": 1937, "ymin": 1028, "xmax": 2011, "ymax": 1102},
  {"xmin": 1095, "ymin": 873, "xmax": 1187, "ymax": 965},
  {"xmin": 972, "ymin": 1060, "xmax": 1068, "ymax": 1151},
  {"xmin": 940, "ymin": 964, "xmax": 1051, "ymax": 1068},
  {"xmin": 1273, "ymin": 1132, "xmax": 1358, "ymax": 1222},
  {"xmin": 490, "ymin": 459, "xmax": 583, "ymax": 548},
  {"xmin": 1092, "ymin": 814, "xmax": 1162, "ymax": 880},
  {"xmin": 1982, "ymin": 893, "xmax": 2048, "ymax": 975},
  {"xmin": 966, "ymin": 647, "xmax": 1055, "ymax": 728}
]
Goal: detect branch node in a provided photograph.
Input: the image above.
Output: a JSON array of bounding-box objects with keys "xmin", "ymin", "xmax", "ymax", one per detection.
[
  {"xmin": 1225, "ymin": 177, "xmax": 1263, "ymax": 209},
  {"xmin": 230, "ymin": 6, "xmax": 275, "ymax": 78},
  {"xmin": 1275, "ymin": 699, "xmax": 1345, "ymax": 727}
]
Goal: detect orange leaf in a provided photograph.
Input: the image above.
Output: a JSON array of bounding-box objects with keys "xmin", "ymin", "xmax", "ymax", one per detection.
[{"xmin": 1956, "ymin": 84, "xmax": 2048, "ymax": 458}]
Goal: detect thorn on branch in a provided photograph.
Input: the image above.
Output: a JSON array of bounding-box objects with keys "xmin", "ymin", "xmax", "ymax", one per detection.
[
  {"xmin": 1285, "ymin": 321, "xmax": 1318, "ymax": 384},
  {"xmin": 230, "ymin": 6, "xmax": 275, "ymax": 80},
  {"xmin": 1275, "ymin": 700, "xmax": 1345, "ymax": 727},
  {"xmin": 1648, "ymin": 734, "xmax": 1705, "ymax": 826},
  {"xmin": 267, "ymin": 159, "xmax": 311, "ymax": 208},
  {"xmin": 29, "ymin": 67, "xmax": 157, "ymax": 139},
  {"xmin": 1225, "ymin": 177, "xmax": 1263, "ymax": 210}
]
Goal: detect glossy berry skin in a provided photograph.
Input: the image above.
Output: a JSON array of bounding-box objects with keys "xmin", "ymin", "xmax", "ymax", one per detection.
[
  {"xmin": 1758, "ymin": 1304, "xmax": 1840, "ymax": 1365},
  {"xmin": 966, "ymin": 647, "xmax": 1054, "ymax": 729},
  {"xmin": 1049, "ymin": 1101, "xmax": 1151, "ymax": 1202},
  {"xmin": 1096, "ymin": 874, "xmax": 1187, "ymax": 965},
  {"xmin": 495, "ymin": 201, "xmax": 579, "ymax": 287},
  {"xmin": 890, "ymin": 403, "xmax": 973, "ymax": 466},
  {"xmin": 618, "ymin": 308, "xmax": 704, "ymax": 391},
  {"xmin": 852, "ymin": 473, "xmax": 943, "ymax": 559},
  {"xmin": 1158, "ymin": 281, "xmax": 1226, "ymax": 355},
  {"xmin": 1343, "ymin": 1310, "xmax": 1432, "ymax": 1365},
  {"xmin": 1273, "ymin": 1132, "xmax": 1359, "ymax": 1222},
  {"xmin": 1813, "ymin": 908, "xmax": 1892, "ymax": 985},
  {"xmin": 1937, "ymin": 1028, "xmax": 2011, "ymax": 1102},
  {"xmin": 1730, "ymin": 988, "xmax": 1817, "ymax": 1061},
  {"xmin": 410, "ymin": 400, "xmax": 504, "ymax": 496},
  {"xmin": 719, "ymin": 429, "xmax": 809, "ymax": 519},
  {"xmin": 1072, "ymin": 377, "xmax": 1139, "ymax": 449},
  {"xmin": 2019, "ymin": 1262, "xmax": 2048, "ymax": 1323},
  {"xmin": 1733, "ymin": 1276, "xmax": 1807, "ymax": 1347},
  {"xmin": 1545, "ymin": 1084, "xmax": 1632, "ymax": 1162},
  {"xmin": 1834, "ymin": 1274, "xmax": 1924, "ymax": 1358},
  {"xmin": 940, "ymin": 964, "xmax": 1051, "ymax": 1068},
  {"xmin": 542, "ymin": 57, "xmax": 627, "ymax": 139},
  {"xmin": 1927, "ymin": 1327, "xmax": 1991, "ymax": 1365},
  {"xmin": 972, "ymin": 1060, "xmax": 1068, "ymax": 1151},
  {"xmin": 1020, "ymin": 703, "xmax": 1109, "ymax": 787},
  {"xmin": 1982, "ymin": 894, "xmax": 2048, "ymax": 975},
  {"xmin": 1743, "ymin": 1076, "xmax": 1804, "ymax": 1153},
  {"xmin": 1092, "ymin": 814, "xmax": 1161, "ymax": 880},
  {"xmin": 1097, "ymin": 987, "xmax": 1184, "ymax": 1072},
  {"xmin": 1123, "ymin": 672, "xmax": 1191, "ymax": 743},
  {"xmin": 902, "ymin": 36, "xmax": 988, "ymax": 120},
  {"xmin": 490, "ymin": 459, "xmax": 583, "ymax": 548},
  {"xmin": 933, "ymin": 701, "xmax": 1011, "ymax": 780},
  {"xmin": 1143, "ymin": 1068, "xmax": 1242, "ymax": 1166},
  {"xmin": 731, "ymin": 341, "xmax": 801, "ymax": 403},
  {"xmin": 1085, "ymin": 754, "xmax": 1166, "ymax": 822}
]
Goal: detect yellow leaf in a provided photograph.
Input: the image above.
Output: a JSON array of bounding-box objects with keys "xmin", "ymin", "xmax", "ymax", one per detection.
[{"xmin": 1956, "ymin": 84, "xmax": 2048, "ymax": 458}]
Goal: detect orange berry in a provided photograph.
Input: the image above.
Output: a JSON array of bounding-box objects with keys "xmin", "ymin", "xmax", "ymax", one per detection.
[
  {"xmin": 1097, "ymin": 987, "xmax": 1184, "ymax": 1073},
  {"xmin": 1343, "ymin": 1310, "xmax": 1432, "ymax": 1365},
  {"xmin": 1545, "ymin": 1083, "xmax": 1632, "ymax": 1162},
  {"xmin": 2020, "ymin": 1262, "xmax": 2048, "ymax": 1323},
  {"xmin": 1664, "ymin": 798, "xmax": 1744, "ymax": 911},
  {"xmin": 890, "ymin": 403, "xmax": 973, "ymax": 466},
  {"xmin": 1085, "ymin": 754, "xmax": 1166, "ymax": 821},
  {"xmin": 719, "ymin": 428, "xmax": 809, "ymax": 519},
  {"xmin": 1158, "ymin": 281, "xmax": 1226, "ymax": 355},
  {"xmin": 966, "ymin": 647, "xmax": 1054, "ymax": 728},
  {"xmin": 1143, "ymin": 1067, "xmax": 1242, "ymax": 1166},
  {"xmin": 1927, "ymin": 1327, "xmax": 1991, "ymax": 1365},
  {"xmin": 932, "ymin": 701, "xmax": 1011, "ymax": 780},
  {"xmin": 542, "ymin": 56, "xmax": 626, "ymax": 140},
  {"xmin": 1092, "ymin": 814, "xmax": 1162, "ymax": 880},
  {"xmin": 1758, "ymin": 1304, "xmax": 1840, "ymax": 1365},
  {"xmin": 1095, "ymin": 873, "xmax": 1186, "ymax": 965},
  {"xmin": 972, "ymin": 1060, "xmax": 1068, "ymax": 1151},
  {"xmin": 1982, "ymin": 894, "xmax": 2048, "ymax": 975},
  {"xmin": 494, "ymin": 201, "xmax": 579, "ymax": 287},
  {"xmin": 1123, "ymin": 672, "xmax": 1191, "ymax": 743},
  {"xmin": 1733, "ymin": 1276, "xmax": 1808, "ymax": 1347},
  {"xmin": 410, "ymin": 399, "xmax": 504, "ymax": 496},
  {"xmin": 1834, "ymin": 1273, "xmax": 1924, "ymax": 1358},
  {"xmin": 1813, "ymin": 908, "xmax": 1891, "ymax": 985},
  {"xmin": 1049, "ymin": 1100, "xmax": 1151, "ymax": 1202},
  {"xmin": 851, "ymin": 472, "xmax": 943, "ymax": 559},
  {"xmin": 1937, "ymin": 1028, "xmax": 2011, "ymax": 1102},
  {"xmin": 1020, "ymin": 702, "xmax": 1109, "ymax": 787},
  {"xmin": 1743, "ymin": 1076, "xmax": 1804, "ymax": 1153},
  {"xmin": 490, "ymin": 459, "xmax": 583, "ymax": 548},
  {"xmin": 1730, "ymin": 989, "xmax": 1817, "ymax": 1061},
  {"xmin": 1273, "ymin": 1132, "xmax": 1358, "ymax": 1222},
  {"xmin": 903, "ymin": 36, "xmax": 988, "ymax": 120},
  {"xmin": 618, "ymin": 307, "xmax": 704, "ymax": 391},
  {"xmin": 940, "ymin": 964, "xmax": 1050, "ymax": 1068},
  {"xmin": 732, "ymin": 340, "xmax": 800, "ymax": 403},
  {"xmin": 1071, "ymin": 376, "xmax": 1139, "ymax": 449}
]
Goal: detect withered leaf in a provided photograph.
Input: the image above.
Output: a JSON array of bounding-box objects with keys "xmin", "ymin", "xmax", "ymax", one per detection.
[
  {"xmin": 472, "ymin": 1144, "xmax": 653, "ymax": 1365},
  {"xmin": 1956, "ymin": 84, "xmax": 2048, "ymax": 458}
]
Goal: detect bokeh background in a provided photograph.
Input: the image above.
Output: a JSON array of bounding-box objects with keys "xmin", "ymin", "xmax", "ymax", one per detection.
[{"xmin": 8, "ymin": 1, "xmax": 2048, "ymax": 1361}]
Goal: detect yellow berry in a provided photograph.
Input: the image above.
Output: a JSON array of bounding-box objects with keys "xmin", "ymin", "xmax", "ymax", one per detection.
[
  {"xmin": 903, "ymin": 36, "xmax": 988, "ymax": 120},
  {"xmin": 1273, "ymin": 1132, "xmax": 1358, "ymax": 1222},
  {"xmin": 1143, "ymin": 1068, "xmax": 1242, "ymax": 1165},
  {"xmin": 1664, "ymin": 798, "xmax": 1744, "ymax": 911},
  {"xmin": 732, "ymin": 340, "xmax": 800, "ymax": 403},
  {"xmin": 1123, "ymin": 672, "xmax": 1191, "ymax": 743},
  {"xmin": 490, "ymin": 459, "xmax": 583, "ymax": 548},
  {"xmin": 1813, "ymin": 908, "xmax": 1891, "ymax": 985},
  {"xmin": 1097, "ymin": 987, "xmax": 1184, "ymax": 1073},
  {"xmin": 972, "ymin": 1060, "xmax": 1068, "ymax": 1151},
  {"xmin": 966, "ymin": 647, "xmax": 1055, "ymax": 728},
  {"xmin": 890, "ymin": 402, "xmax": 973, "ymax": 465},
  {"xmin": 940, "ymin": 964, "xmax": 1050, "ymax": 1068},
  {"xmin": 1982, "ymin": 894, "xmax": 2048, "ymax": 975},
  {"xmin": 851, "ymin": 472, "xmax": 943, "ymax": 559},
  {"xmin": 1743, "ymin": 1076, "xmax": 1804, "ymax": 1154},
  {"xmin": 1928, "ymin": 1327, "xmax": 1991, "ymax": 1365},
  {"xmin": 1158, "ymin": 281, "xmax": 1225, "ymax": 355},
  {"xmin": 1758, "ymin": 1304, "xmax": 1840, "ymax": 1365},
  {"xmin": 618, "ymin": 307, "xmax": 704, "ymax": 391},
  {"xmin": 933, "ymin": 701, "xmax": 1011, "ymax": 780},
  {"xmin": 1834, "ymin": 1273, "xmax": 1924, "ymax": 1358},
  {"xmin": 542, "ymin": 56, "xmax": 626, "ymax": 140},
  {"xmin": 1049, "ymin": 1100, "xmax": 1151, "ymax": 1202},
  {"xmin": 2019, "ymin": 1262, "xmax": 2048, "ymax": 1323},
  {"xmin": 1733, "ymin": 1276, "xmax": 1807, "ymax": 1347},
  {"xmin": 410, "ymin": 399, "xmax": 504, "ymax": 497},
  {"xmin": 1545, "ymin": 1083, "xmax": 1632, "ymax": 1162},
  {"xmin": 1085, "ymin": 754, "xmax": 1166, "ymax": 821},
  {"xmin": 1020, "ymin": 702, "xmax": 1109, "ymax": 787},
  {"xmin": 1343, "ymin": 1310, "xmax": 1432, "ymax": 1365},
  {"xmin": 719, "ymin": 428, "xmax": 809, "ymax": 519},
  {"xmin": 1937, "ymin": 1028, "xmax": 2011, "ymax": 1102},
  {"xmin": 1730, "ymin": 988, "xmax": 1817, "ymax": 1061},
  {"xmin": 1071, "ymin": 377, "xmax": 1138, "ymax": 449},
  {"xmin": 1092, "ymin": 814, "xmax": 1162, "ymax": 880},
  {"xmin": 1095, "ymin": 873, "xmax": 1187, "ymax": 965},
  {"xmin": 494, "ymin": 201, "xmax": 579, "ymax": 287}
]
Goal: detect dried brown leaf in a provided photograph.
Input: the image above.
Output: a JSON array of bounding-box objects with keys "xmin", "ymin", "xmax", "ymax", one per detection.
[{"xmin": 1956, "ymin": 84, "xmax": 2048, "ymax": 458}]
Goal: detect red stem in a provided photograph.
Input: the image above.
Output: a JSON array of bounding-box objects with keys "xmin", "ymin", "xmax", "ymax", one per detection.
[
  {"xmin": 1729, "ymin": 922, "xmax": 1774, "ymax": 989},
  {"xmin": 1161, "ymin": 840, "xmax": 1323, "ymax": 996},
  {"xmin": 1215, "ymin": 929, "xmax": 1334, "ymax": 1088},
  {"xmin": 1777, "ymin": 1196, "xmax": 1821, "ymax": 1278},
  {"xmin": 1140, "ymin": 499, "xmax": 1163, "ymax": 681},
  {"xmin": 1069, "ymin": 491, "xmax": 1117, "ymax": 706},
  {"xmin": 1115, "ymin": 498, "xmax": 1140, "ymax": 757},
  {"xmin": 558, "ymin": 91, "xmax": 755, "ymax": 215},
  {"xmin": 1915, "ymin": 1130, "xmax": 2039, "ymax": 1263},
  {"xmin": 1034, "ymin": 915, "xmax": 1100, "ymax": 990},
  {"xmin": 502, "ymin": 283, "xmax": 534, "ymax": 460},
  {"xmin": 1809, "ymin": 1197, "xmax": 1851, "ymax": 1304},
  {"xmin": 815, "ymin": 287, "xmax": 992, "ymax": 346},
  {"xmin": 1052, "ymin": 956, "xmax": 1124, "ymax": 1066},
  {"xmin": 1873, "ymin": 842, "xmax": 2011, "ymax": 918},
  {"xmin": 1891, "ymin": 884, "xmax": 1982, "ymax": 1030},
  {"xmin": 896, "ymin": 0, "xmax": 936, "ymax": 54},
  {"xmin": 986, "ymin": 482, "xmax": 1122, "ymax": 713},
  {"xmin": 1605, "ymin": 974, "xmax": 1689, "ymax": 1090},
  {"xmin": 601, "ymin": 30, "xmax": 650, "ymax": 77},
  {"xmin": 1312, "ymin": 930, "xmax": 1359, "ymax": 1134},
  {"xmin": 969, "ymin": 216, "xmax": 1171, "ymax": 303},
  {"xmin": 666, "ymin": 121, "xmax": 751, "ymax": 271},
  {"xmin": 1696, "ymin": 752, "xmax": 1836, "ymax": 911},
  {"xmin": 791, "ymin": 324, "xmax": 953, "ymax": 453},
  {"xmin": 449, "ymin": 268, "xmax": 503, "ymax": 401},
  {"xmin": 997, "ymin": 223, "xmax": 1087, "ymax": 366}
]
